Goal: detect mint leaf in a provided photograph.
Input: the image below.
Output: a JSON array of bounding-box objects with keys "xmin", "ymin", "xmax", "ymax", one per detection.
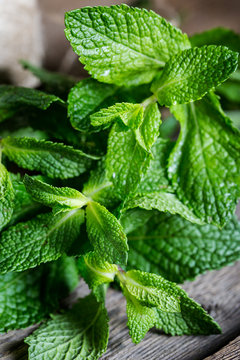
[
  {"xmin": 120, "ymin": 208, "xmax": 152, "ymax": 235},
  {"xmin": 123, "ymin": 287, "xmax": 156, "ymax": 344},
  {"xmin": 151, "ymin": 45, "xmax": 238, "ymax": 106},
  {"xmin": 24, "ymin": 175, "xmax": 89, "ymax": 211},
  {"xmin": 1, "ymin": 137, "xmax": 98, "ymax": 179},
  {"xmin": 127, "ymin": 213, "xmax": 240, "ymax": 283},
  {"xmin": 134, "ymin": 102, "xmax": 161, "ymax": 152},
  {"xmin": 68, "ymin": 78, "xmax": 116, "ymax": 132},
  {"xmin": 91, "ymin": 102, "xmax": 144, "ymax": 129},
  {"xmin": 0, "ymin": 209, "xmax": 85, "ymax": 273},
  {"xmin": 26, "ymin": 294, "xmax": 109, "ymax": 360},
  {"xmin": 124, "ymin": 191, "xmax": 203, "ymax": 224},
  {"xmin": 155, "ymin": 296, "xmax": 221, "ymax": 335},
  {"xmin": 78, "ymin": 252, "xmax": 117, "ymax": 300},
  {"xmin": 168, "ymin": 93, "xmax": 240, "ymax": 226},
  {"xmin": 119, "ymin": 269, "xmax": 220, "ymax": 338},
  {"xmin": 21, "ymin": 60, "xmax": 77, "ymax": 98},
  {"xmin": 82, "ymin": 158, "xmax": 118, "ymax": 208},
  {"xmin": 65, "ymin": 5, "xmax": 190, "ymax": 86},
  {"xmin": 136, "ymin": 137, "xmax": 174, "ymax": 194},
  {"xmin": 86, "ymin": 201, "xmax": 128, "ymax": 265},
  {"xmin": 0, "ymin": 85, "xmax": 63, "ymax": 122},
  {"xmin": 106, "ymin": 123, "xmax": 150, "ymax": 198},
  {"xmin": 118, "ymin": 269, "xmax": 181, "ymax": 312},
  {"xmin": 0, "ymin": 256, "xmax": 79, "ymax": 332},
  {"xmin": 9, "ymin": 174, "xmax": 41, "ymax": 225},
  {"xmin": 0, "ymin": 163, "xmax": 14, "ymax": 231}
]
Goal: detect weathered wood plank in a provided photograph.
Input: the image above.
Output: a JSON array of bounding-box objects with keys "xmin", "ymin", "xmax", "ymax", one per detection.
[
  {"xmin": 0, "ymin": 262, "xmax": 239, "ymax": 360},
  {"xmin": 205, "ymin": 336, "xmax": 240, "ymax": 359}
]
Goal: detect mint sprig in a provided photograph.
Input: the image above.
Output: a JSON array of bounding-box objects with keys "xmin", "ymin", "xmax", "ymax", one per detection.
[{"xmin": 0, "ymin": 4, "xmax": 239, "ymax": 360}]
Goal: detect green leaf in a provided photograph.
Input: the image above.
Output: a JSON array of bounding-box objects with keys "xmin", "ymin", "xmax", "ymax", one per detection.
[
  {"xmin": 82, "ymin": 158, "xmax": 119, "ymax": 208},
  {"xmin": 136, "ymin": 137, "xmax": 174, "ymax": 194},
  {"xmin": 1, "ymin": 137, "xmax": 98, "ymax": 179},
  {"xmin": 0, "ymin": 85, "xmax": 63, "ymax": 122},
  {"xmin": 106, "ymin": 123, "xmax": 150, "ymax": 198},
  {"xmin": 78, "ymin": 252, "xmax": 117, "ymax": 300},
  {"xmin": 0, "ymin": 256, "xmax": 79, "ymax": 332},
  {"xmin": 118, "ymin": 269, "xmax": 181, "ymax": 312},
  {"xmin": 168, "ymin": 93, "xmax": 240, "ymax": 226},
  {"xmin": 65, "ymin": 5, "xmax": 190, "ymax": 86},
  {"xmin": 120, "ymin": 208, "xmax": 152, "ymax": 235},
  {"xmin": 83, "ymin": 158, "xmax": 119, "ymax": 208},
  {"xmin": 151, "ymin": 45, "xmax": 238, "ymax": 106},
  {"xmin": 0, "ymin": 209, "xmax": 85, "ymax": 273},
  {"xmin": 124, "ymin": 191, "xmax": 203, "ymax": 224},
  {"xmin": 26, "ymin": 294, "xmax": 109, "ymax": 360},
  {"xmin": 24, "ymin": 175, "xmax": 89, "ymax": 211},
  {"xmin": 86, "ymin": 201, "xmax": 128, "ymax": 266},
  {"xmin": 123, "ymin": 287, "xmax": 156, "ymax": 344},
  {"xmin": 134, "ymin": 101, "xmax": 161, "ymax": 152},
  {"xmin": 119, "ymin": 270, "xmax": 220, "ymax": 337},
  {"xmin": 9, "ymin": 174, "xmax": 41, "ymax": 225},
  {"xmin": 0, "ymin": 163, "xmax": 15, "ymax": 231},
  {"xmin": 190, "ymin": 27, "xmax": 240, "ymax": 54},
  {"xmin": 127, "ymin": 213, "xmax": 240, "ymax": 283},
  {"xmin": 0, "ymin": 268, "xmax": 44, "ymax": 332},
  {"xmin": 68, "ymin": 78, "xmax": 116, "ymax": 132},
  {"xmin": 91, "ymin": 102, "xmax": 144, "ymax": 129},
  {"xmin": 155, "ymin": 296, "xmax": 221, "ymax": 335},
  {"xmin": 20, "ymin": 60, "xmax": 77, "ymax": 98}
]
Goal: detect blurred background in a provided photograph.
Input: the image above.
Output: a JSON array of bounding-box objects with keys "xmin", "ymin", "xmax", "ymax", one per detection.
[{"xmin": 0, "ymin": 0, "xmax": 239, "ymax": 87}]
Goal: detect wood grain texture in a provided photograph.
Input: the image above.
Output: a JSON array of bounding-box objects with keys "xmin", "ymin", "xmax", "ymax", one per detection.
[
  {"xmin": 205, "ymin": 336, "xmax": 240, "ymax": 359},
  {"xmin": 0, "ymin": 261, "xmax": 239, "ymax": 360}
]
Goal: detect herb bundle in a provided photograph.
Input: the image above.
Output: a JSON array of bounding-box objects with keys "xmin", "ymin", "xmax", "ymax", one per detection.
[{"xmin": 0, "ymin": 5, "xmax": 240, "ymax": 359}]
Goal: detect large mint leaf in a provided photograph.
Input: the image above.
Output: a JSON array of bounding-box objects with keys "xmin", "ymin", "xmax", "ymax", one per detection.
[
  {"xmin": 26, "ymin": 294, "xmax": 109, "ymax": 360},
  {"xmin": 1, "ymin": 137, "xmax": 98, "ymax": 179},
  {"xmin": 65, "ymin": 5, "xmax": 190, "ymax": 86},
  {"xmin": 106, "ymin": 123, "xmax": 150, "ymax": 198},
  {"xmin": 127, "ymin": 213, "xmax": 240, "ymax": 283},
  {"xmin": 91, "ymin": 102, "xmax": 144, "ymax": 129},
  {"xmin": 151, "ymin": 46, "xmax": 238, "ymax": 106},
  {"xmin": 123, "ymin": 287, "xmax": 156, "ymax": 344},
  {"xmin": 168, "ymin": 93, "xmax": 240, "ymax": 226},
  {"xmin": 0, "ymin": 163, "xmax": 14, "ymax": 231},
  {"xmin": 68, "ymin": 78, "xmax": 116, "ymax": 132},
  {"xmin": 0, "ymin": 85, "xmax": 63, "ymax": 122},
  {"xmin": 0, "ymin": 256, "xmax": 79, "ymax": 332},
  {"xmin": 124, "ymin": 191, "xmax": 203, "ymax": 224},
  {"xmin": 24, "ymin": 175, "xmax": 89, "ymax": 211},
  {"xmin": 86, "ymin": 201, "xmax": 128, "ymax": 266},
  {"xmin": 0, "ymin": 209, "xmax": 85, "ymax": 273}
]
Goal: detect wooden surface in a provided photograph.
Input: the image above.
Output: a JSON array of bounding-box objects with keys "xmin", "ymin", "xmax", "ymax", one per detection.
[{"xmin": 0, "ymin": 261, "xmax": 240, "ymax": 360}]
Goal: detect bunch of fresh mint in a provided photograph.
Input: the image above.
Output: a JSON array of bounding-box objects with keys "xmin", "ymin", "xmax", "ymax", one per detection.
[{"xmin": 0, "ymin": 5, "xmax": 240, "ymax": 359}]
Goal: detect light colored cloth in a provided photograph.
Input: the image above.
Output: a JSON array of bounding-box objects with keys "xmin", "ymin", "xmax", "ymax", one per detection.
[{"xmin": 0, "ymin": 0, "xmax": 43, "ymax": 86}]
